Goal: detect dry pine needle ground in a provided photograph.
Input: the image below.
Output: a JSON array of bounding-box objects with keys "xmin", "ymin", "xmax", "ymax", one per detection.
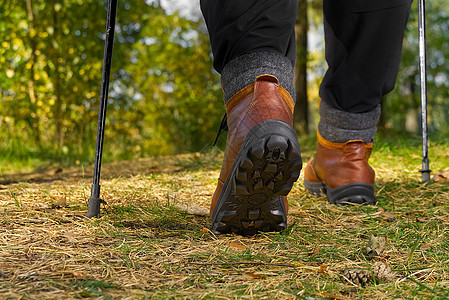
[{"xmin": 1, "ymin": 142, "xmax": 449, "ymax": 299}]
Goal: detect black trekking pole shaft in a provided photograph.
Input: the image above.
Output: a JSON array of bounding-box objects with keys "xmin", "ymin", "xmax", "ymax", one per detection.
[
  {"xmin": 418, "ymin": 0, "xmax": 431, "ymax": 183},
  {"xmin": 87, "ymin": 0, "xmax": 118, "ymax": 217}
]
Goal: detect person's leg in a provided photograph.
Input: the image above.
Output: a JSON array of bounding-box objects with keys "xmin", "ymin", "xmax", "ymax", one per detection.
[
  {"xmin": 200, "ymin": 0, "xmax": 297, "ymax": 74},
  {"xmin": 200, "ymin": 0, "xmax": 298, "ymax": 103},
  {"xmin": 320, "ymin": 0, "xmax": 412, "ymax": 114},
  {"xmin": 200, "ymin": 0, "xmax": 302, "ymax": 235},
  {"xmin": 304, "ymin": 0, "xmax": 412, "ymax": 204}
]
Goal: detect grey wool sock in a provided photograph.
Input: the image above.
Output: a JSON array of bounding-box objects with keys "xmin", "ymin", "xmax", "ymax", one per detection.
[
  {"xmin": 220, "ymin": 51, "xmax": 295, "ymax": 103},
  {"xmin": 318, "ymin": 101, "xmax": 381, "ymax": 144}
]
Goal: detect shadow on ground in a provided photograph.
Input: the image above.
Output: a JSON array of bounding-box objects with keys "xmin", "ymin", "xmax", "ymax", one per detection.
[{"xmin": 0, "ymin": 152, "xmax": 223, "ymax": 185}]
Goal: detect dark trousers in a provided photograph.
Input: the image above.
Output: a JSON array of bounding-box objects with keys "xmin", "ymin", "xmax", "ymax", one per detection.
[{"xmin": 200, "ymin": 0, "xmax": 412, "ymax": 113}]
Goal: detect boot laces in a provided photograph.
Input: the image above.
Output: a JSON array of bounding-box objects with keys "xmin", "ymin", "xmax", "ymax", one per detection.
[{"xmin": 212, "ymin": 113, "xmax": 228, "ymax": 146}]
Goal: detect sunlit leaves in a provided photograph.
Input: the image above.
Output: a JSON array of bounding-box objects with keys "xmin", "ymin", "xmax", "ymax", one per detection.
[{"xmin": 1, "ymin": 0, "xmax": 222, "ymax": 160}]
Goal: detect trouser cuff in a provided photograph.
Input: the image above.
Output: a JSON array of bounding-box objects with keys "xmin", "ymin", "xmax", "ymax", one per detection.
[
  {"xmin": 221, "ymin": 51, "xmax": 295, "ymax": 103},
  {"xmin": 318, "ymin": 100, "xmax": 381, "ymax": 143}
]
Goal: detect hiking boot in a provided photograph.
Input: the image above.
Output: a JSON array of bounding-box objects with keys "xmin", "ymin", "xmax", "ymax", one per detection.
[
  {"xmin": 211, "ymin": 74, "xmax": 302, "ymax": 235},
  {"xmin": 304, "ymin": 131, "xmax": 376, "ymax": 205}
]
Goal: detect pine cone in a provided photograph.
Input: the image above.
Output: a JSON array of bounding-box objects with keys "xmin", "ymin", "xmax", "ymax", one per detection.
[
  {"xmin": 372, "ymin": 262, "xmax": 396, "ymax": 282},
  {"xmin": 342, "ymin": 269, "xmax": 371, "ymax": 286}
]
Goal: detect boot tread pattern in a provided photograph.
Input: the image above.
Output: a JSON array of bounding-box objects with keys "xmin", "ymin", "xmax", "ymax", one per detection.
[{"xmin": 212, "ymin": 135, "xmax": 301, "ymax": 236}]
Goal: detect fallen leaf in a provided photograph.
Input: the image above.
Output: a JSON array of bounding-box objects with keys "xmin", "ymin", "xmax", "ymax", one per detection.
[
  {"xmin": 72, "ymin": 271, "xmax": 85, "ymax": 279},
  {"xmin": 383, "ymin": 211, "xmax": 396, "ymax": 222},
  {"xmin": 317, "ymin": 264, "xmax": 328, "ymax": 274},
  {"xmin": 433, "ymin": 169, "xmax": 449, "ymax": 182},
  {"xmin": 50, "ymin": 197, "xmax": 67, "ymax": 209},
  {"xmin": 228, "ymin": 242, "xmax": 247, "ymax": 250},
  {"xmin": 416, "ymin": 217, "xmax": 429, "ymax": 223},
  {"xmin": 366, "ymin": 235, "xmax": 386, "ymax": 259},
  {"xmin": 175, "ymin": 204, "xmax": 208, "ymax": 216},
  {"xmin": 378, "ymin": 207, "xmax": 396, "ymax": 222}
]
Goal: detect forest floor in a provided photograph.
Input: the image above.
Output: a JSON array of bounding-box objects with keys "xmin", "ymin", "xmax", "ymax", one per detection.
[{"xmin": 1, "ymin": 138, "xmax": 449, "ymax": 299}]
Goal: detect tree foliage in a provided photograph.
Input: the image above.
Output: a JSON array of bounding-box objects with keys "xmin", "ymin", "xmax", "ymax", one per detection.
[
  {"xmin": 1, "ymin": 0, "xmax": 448, "ymax": 166},
  {"xmin": 0, "ymin": 0, "xmax": 222, "ymax": 162},
  {"xmin": 382, "ymin": 0, "xmax": 449, "ymax": 136}
]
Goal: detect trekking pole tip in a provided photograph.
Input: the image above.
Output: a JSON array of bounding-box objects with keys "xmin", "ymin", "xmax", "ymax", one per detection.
[
  {"xmin": 419, "ymin": 156, "xmax": 431, "ymax": 183},
  {"xmin": 86, "ymin": 197, "xmax": 102, "ymax": 218},
  {"xmin": 419, "ymin": 169, "xmax": 431, "ymax": 183},
  {"xmin": 87, "ymin": 183, "xmax": 102, "ymax": 218}
]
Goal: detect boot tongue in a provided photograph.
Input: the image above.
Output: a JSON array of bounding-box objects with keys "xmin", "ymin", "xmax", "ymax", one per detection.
[
  {"xmin": 214, "ymin": 74, "xmax": 293, "ymax": 147},
  {"xmin": 255, "ymin": 74, "xmax": 279, "ymax": 84}
]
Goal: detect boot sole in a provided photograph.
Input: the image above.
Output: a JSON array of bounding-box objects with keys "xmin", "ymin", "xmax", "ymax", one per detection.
[
  {"xmin": 304, "ymin": 179, "xmax": 377, "ymax": 205},
  {"xmin": 211, "ymin": 120, "xmax": 302, "ymax": 236}
]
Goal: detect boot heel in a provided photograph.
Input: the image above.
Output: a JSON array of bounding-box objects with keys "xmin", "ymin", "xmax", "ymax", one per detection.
[
  {"xmin": 325, "ymin": 183, "xmax": 376, "ymax": 205},
  {"xmin": 211, "ymin": 120, "xmax": 302, "ymax": 235}
]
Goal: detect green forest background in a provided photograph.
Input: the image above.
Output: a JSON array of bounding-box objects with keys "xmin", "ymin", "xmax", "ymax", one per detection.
[{"xmin": 1, "ymin": 0, "xmax": 448, "ymax": 172}]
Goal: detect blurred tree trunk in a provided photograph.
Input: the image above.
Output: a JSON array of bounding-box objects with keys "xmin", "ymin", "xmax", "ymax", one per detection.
[
  {"xmin": 25, "ymin": 0, "xmax": 41, "ymax": 147},
  {"xmin": 52, "ymin": 0, "xmax": 63, "ymax": 147},
  {"xmin": 405, "ymin": 79, "xmax": 419, "ymax": 133},
  {"xmin": 294, "ymin": 0, "xmax": 309, "ymax": 134}
]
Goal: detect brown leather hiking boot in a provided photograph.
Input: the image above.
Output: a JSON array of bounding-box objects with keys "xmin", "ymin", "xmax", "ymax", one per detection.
[
  {"xmin": 211, "ymin": 74, "xmax": 302, "ymax": 235},
  {"xmin": 304, "ymin": 131, "xmax": 376, "ymax": 205}
]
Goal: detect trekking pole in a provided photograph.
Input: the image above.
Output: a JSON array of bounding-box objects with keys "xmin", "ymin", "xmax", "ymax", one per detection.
[
  {"xmin": 417, "ymin": 0, "xmax": 431, "ymax": 183},
  {"xmin": 87, "ymin": 0, "xmax": 118, "ymax": 217}
]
